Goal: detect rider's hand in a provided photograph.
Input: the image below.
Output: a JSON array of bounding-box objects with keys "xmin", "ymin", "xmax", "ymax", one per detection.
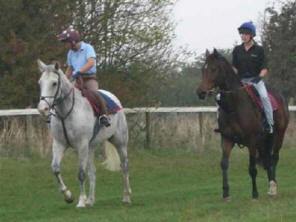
[
  {"xmin": 251, "ymin": 76, "xmax": 262, "ymax": 84},
  {"xmin": 72, "ymin": 70, "xmax": 81, "ymax": 79}
]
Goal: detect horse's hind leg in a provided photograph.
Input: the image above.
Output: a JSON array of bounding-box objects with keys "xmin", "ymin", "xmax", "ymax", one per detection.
[
  {"xmin": 86, "ymin": 147, "xmax": 96, "ymax": 206},
  {"xmin": 109, "ymin": 135, "xmax": 132, "ymax": 204},
  {"xmin": 51, "ymin": 140, "xmax": 73, "ymax": 203},
  {"xmin": 76, "ymin": 141, "xmax": 89, "ymax": 208},
  {"xmin": 248, "ymin": 148, "xmax": 258, "ymax": 199}
]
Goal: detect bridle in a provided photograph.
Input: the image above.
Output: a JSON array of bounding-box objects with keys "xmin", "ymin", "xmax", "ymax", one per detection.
[
  {"xmin": 201, "ymin": 58, "xmax": 246, "ymax": 96},
  {"xmin": 40, "ymin": 70, "xmax": 75, "ymax": 120},
  {"xmin": 40, "ymin": 70, "xmax": 75, "ymax": 147}
]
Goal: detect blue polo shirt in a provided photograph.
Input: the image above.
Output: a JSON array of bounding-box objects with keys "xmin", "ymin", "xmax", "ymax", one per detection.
[{"xmin": 67, "ymin": 41, "xmax": 97, "ymax": 75}]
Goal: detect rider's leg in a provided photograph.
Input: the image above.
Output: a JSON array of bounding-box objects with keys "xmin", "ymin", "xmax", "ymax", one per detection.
[
  {"xmin": 253, "ymin": 80, "xmax": 274, "ymax": 133},
  {"xmin": 84, "ymin": 78, "xmax": 110, "ymax": 127}
]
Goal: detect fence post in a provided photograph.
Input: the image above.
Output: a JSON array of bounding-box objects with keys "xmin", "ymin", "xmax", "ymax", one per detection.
[
  {"xmin": 145, "ymin": 111, "xmax": 151, "ymax": 149},
  {"xmin": 198, "ymin": 113, "xmax": 205, "ymax": 149},
  {"xmin": 25, "ymin": 115, "xmax": 33, "ymax": 156}
]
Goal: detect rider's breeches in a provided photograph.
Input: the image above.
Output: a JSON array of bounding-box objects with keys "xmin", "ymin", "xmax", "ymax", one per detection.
[
  {"xmin": 77, "ymin": 77, "xmax": 108, "ymax": 115},
  {"xmin": 242, "ymin": 78, "xmax": 274, "ymax": 126}
]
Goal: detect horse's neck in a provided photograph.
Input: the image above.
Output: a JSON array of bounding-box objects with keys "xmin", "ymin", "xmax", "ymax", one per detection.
[
  {"xmin": 220, "ymin": 71, "xmax": 242, "ymax": 91},
  {"xmin": 55, "ymin": 79, "xmax": 88, "ymax": 117},
  {"xmin": 219, "ymin": 72, "xmax": 255, "ymax": 113}
]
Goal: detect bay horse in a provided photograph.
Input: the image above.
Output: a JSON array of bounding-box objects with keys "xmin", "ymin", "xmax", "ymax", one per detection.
[
  {"xmin": 196, "ymin": 49, "xmax": 289, "ymax": 200},
  {"xmin": 37, "ymin": 60, "xmax": 131, "ymax": 207}
]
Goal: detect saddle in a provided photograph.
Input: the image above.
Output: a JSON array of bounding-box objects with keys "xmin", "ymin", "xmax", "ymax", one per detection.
[
  {"xmin": 80, "ymin": 89, "xmax": 122, "ymax": 117},
  {"xmin": 243, "ymin": 84, "xmax": 279, "ymax": 111},
  {"xmin": 75, "ymin": 76, "xmax": 121, "ymax": 117}
]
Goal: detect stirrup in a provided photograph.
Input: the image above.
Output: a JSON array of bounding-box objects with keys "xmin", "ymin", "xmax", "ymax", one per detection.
[
  {"xmin": 214, "ymin": 128, "xmax": 221, "ymax": 133},
  {"xmin": 99, "ymin": 115, "xmax": 111, "ymax": 127},
  {"xmin": 264, "ymin": 124, "xmax": 273, "ymax": 134}
]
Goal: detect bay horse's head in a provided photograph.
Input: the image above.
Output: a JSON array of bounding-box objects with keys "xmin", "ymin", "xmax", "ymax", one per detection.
[
  {"xmin": 196, "ymin": 49, "xmax": 233, "ymax": 99},
  {"xmin": 37, "ymin": 59, "xmax": 64, "ymax": 118}
]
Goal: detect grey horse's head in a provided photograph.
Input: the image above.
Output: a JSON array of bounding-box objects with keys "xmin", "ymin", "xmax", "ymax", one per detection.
[{"xmin": 37, "ymin": 59, "xmax": 63, "ymax": 118}]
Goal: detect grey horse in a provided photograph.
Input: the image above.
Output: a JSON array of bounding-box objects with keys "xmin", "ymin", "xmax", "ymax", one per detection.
[{"xmin": 37, "ymin": 60, "xmax": 131, "ymax": 207}]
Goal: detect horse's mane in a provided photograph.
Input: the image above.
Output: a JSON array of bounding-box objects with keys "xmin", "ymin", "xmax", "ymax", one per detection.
[
  {"xmin": 208, "ymin": 51, "xmax": 241, "ymax": 88},
  {"xmin": 42, "ymin": 63, "xmax": 74, "ymax": 92}
]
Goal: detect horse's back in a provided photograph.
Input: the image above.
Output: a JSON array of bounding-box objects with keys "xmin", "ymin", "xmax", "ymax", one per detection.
[{"xmin": 268, "ymin": 88, "xmax": 289, "ymax": 131}]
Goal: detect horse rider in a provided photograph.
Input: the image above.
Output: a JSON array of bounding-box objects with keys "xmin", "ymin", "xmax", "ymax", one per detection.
[
  {"xmin": 57, "ymin": 26, "xmax": 110, "ymax": 127},
  {"xmin": 232, "ymin": 21, "xmax": 274, "ymax": 134}
]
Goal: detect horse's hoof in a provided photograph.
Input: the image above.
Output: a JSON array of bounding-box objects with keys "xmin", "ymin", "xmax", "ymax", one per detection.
[
  {"xmin": 267, "ymin": 180, "xmax": 277, "ymax": 196},
  {"xmin": 252, "ymin": 193, "xmax": 259, "ymax": 200},
  {"xmin": 223, "ymin": 196, "xmax": 231, "ymax": 202},
  {"xmin": 267, "ymin": 191, "xmax": 277, "ymax": 196},
  {"xmin": 122, "ymin": 196, "xmax": 131, "ymax": 204},
  {"xmin": 64, "ymin": 190, "xmax": 74, "ymax": 203},
  {"xmin": 86, "ymin": 198, "xmax": 95, "ymax": 207},
  {"xmin": 76, "ymin": 195, "xmax": 87, "ymax": 208},
  {"xmin": 76, "ymin": 203, "xmax": 86, "ymax": 208}
]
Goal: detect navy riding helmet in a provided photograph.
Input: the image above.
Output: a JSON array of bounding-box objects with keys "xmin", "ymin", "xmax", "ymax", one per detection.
[{"xmin": 238, "ymin": 21, "xmax": 256, "ymax": 37}]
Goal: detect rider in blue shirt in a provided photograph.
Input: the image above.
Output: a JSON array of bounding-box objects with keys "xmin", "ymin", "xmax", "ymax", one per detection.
[{"xmin": 57, "ymin": 27, "xmax": 110, "ymax": 127}]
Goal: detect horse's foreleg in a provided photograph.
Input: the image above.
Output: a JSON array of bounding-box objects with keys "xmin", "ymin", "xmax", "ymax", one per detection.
[
  {"xmin": 77, "ymin": 144, "xmax": 89, "ymax": 208},
  {"xmin": 267, "ymin": 133, "xmax": 283, "ymax": 196},
  {"xmin": 86, "ymin": 148, "xmax": 96, "ymax": 206},
  {"xmin": 267, "ymin": 151, "xmax": 279, "ymax": 196},
  {"xmin": 51, "ymin": 140, "xmax": 73, "ymax": 203},
  {"xmin": 248, "ymin": 149, "xmax": 258, "ymax": 199},
  {"xmin": 263, "ymin": 134, "xmax": 278, "ymax": 196},
  {"xmin": 220, "ymin": 137, "xmax": 233, "ymax": 201}
]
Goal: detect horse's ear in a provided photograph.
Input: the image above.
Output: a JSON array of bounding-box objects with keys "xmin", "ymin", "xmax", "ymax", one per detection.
[
  {"xmin": 213, "ymin": 48, "xmax": 219, "ymax": 57},
  {"xmin": 37, "ymin": 59, "xmax": 47, "ymax": 73},
  {"xmin": 205, "ymin": 49, "xmax": 210, "ymax": 58},
  {"xmin": 54, "ymin": 62, "xmax": 59, "ymax": 71}
]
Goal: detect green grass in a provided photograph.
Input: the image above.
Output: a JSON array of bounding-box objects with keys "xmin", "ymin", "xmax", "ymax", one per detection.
[{"xmin": 1, "ymin": 147, "xmax": 296, "ymax": 222}]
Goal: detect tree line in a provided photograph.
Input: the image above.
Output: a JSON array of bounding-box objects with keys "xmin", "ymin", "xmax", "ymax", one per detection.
[{"xmin": 0, "ymin": 0, "xmax": 295, "ymax": 109}]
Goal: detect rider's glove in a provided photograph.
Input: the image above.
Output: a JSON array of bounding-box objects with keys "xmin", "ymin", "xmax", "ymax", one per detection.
[
  {"xmin": 251, "ymin": 76, "xmax": 262, "ymax": 84},
  {"xmin": 72, "ymin": 71, "xmax": 81, "ymax": 79}
]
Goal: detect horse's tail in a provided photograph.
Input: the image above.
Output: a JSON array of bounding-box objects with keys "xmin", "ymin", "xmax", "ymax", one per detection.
[{"xmin": 101, "ymin": 141, "xmax": 121, "ymax": 171}]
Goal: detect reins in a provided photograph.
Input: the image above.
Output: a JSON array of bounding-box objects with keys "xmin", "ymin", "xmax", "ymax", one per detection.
[{"xmin": 40, "ymin": 70, "xmax": 75, "ymax": 147}]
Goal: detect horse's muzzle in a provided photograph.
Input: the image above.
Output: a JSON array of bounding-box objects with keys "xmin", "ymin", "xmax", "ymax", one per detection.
[
  {"xmin": 196, "ymin": 88, "xmax": 206, "ymax": 100},
  {"xmin": 37, "ymin": 101, "xmax": 50, "ymax": 118}
]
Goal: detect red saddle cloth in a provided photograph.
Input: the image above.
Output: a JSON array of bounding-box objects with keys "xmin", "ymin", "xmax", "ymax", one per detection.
[{"xmin": 244, "ymin": 84, "xmax": 278, "ymax": 111}]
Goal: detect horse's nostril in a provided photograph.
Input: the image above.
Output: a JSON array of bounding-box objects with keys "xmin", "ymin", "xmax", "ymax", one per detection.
[
  {"xmin": 198, "ymin": 91, "xmax": 206, "ymax": 100},
  {"xmin": 44, "ymin": 107, "xmax": 49, "ymax": 111}
]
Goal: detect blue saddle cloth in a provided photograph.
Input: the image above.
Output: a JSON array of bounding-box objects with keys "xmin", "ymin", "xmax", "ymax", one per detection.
[{"xmin": 98, "ymin": 91, "xmax": 122, "ymax": 114}]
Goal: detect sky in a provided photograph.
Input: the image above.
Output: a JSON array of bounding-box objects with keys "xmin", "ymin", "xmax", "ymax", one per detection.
[{"xmin": 173, "ymin": 0, "xmax": 276, "ymax": 56}]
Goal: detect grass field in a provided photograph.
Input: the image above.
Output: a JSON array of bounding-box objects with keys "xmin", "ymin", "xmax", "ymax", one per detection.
[{"xmin": 1, "ymin": 146, "xmax": 296, "ymax": 222}]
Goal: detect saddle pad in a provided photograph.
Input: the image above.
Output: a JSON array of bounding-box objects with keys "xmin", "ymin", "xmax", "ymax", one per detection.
[
  {"xmin": 244, "ymin": 85, "xmax": 278, "ymax": 111},
  {"xmin": 98, "ymin": 91, "xmax": 122, "ymax": 114}
]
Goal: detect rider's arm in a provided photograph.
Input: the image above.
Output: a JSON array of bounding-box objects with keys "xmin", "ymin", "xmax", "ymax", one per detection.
[
  {"xmin": 232, "ymin": 66, "xmax": 238, "ymax": 74},
  {"xmin": 258, "ymin": 48, "xmax": 268, "ymax": 78},
  {"xmin": 259, "ymin": 68, "xmax": 268, "ymax": 78},
  {"xmin": 232, "ymin": 47, "xmax": 239, "ymax": 74},
  {"xmin": 78, "ymin": 58, "xmax": 95, "ymax": 74},
  {"xmin": 65, "ymin": 66, "xmax": 73, "ymax": 79}
]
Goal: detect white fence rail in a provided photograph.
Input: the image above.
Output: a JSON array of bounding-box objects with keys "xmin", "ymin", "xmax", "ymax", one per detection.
[
  {"xmin": 0, "ymin": 106, "xmax": 295, "ymax": 155},
  {"xmin": 1, "ymin": 106, "xmax": 296, "ymax": 116}
]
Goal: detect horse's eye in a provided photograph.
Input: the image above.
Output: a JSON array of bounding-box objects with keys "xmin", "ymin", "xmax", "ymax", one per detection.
[
  {"xmin": 210, "ymin": 67, "xmax": 217, "ymax": 72},
  {"xmin": 52, "ymin": 82, "xmax": 57, "ymax": 87}
]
